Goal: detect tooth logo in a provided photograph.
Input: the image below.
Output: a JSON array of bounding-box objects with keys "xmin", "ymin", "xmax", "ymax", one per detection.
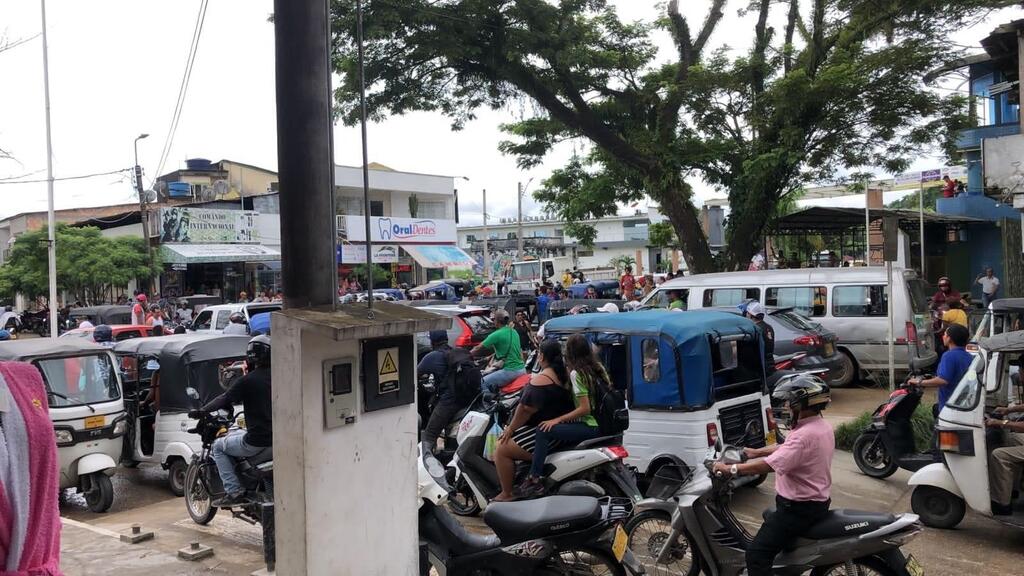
[{"xmin": 378, "ymin": 217, "xmax": 392, "ymax": 240}]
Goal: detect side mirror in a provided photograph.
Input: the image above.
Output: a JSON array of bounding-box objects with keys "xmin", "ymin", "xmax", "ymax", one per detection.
[{"xmin": 186, "ymin": 387, "xmax": 200, "ymax": 400}]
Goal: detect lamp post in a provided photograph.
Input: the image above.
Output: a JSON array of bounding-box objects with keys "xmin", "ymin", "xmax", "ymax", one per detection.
[
  {"xmin": 134, "ymin": 133, "xmax": 152, "ymax": 291},
  {"xmin": 40, "ymin": 0, "xmax": 58, "ymax": 337},
  {"xmin": 517, "ymin": 177, "xmax": 534, "ymax": 261}
]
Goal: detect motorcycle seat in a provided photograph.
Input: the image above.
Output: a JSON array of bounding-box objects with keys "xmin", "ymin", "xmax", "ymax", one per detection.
[
  {"xmin": 568, "ymin": 435, "xmax": 623, "ymax": 450},
  {"xmin": 767, "ymin": 509, "xmax": 896, "ymax": 540},
  {"xmin": 484, "ymin": 496, "xmax": 602, "ymax": 543}
]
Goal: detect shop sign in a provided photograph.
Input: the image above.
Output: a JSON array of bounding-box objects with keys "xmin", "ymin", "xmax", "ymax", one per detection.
[
  {"xmin": 159, "ymin": 207, "xmax": 260, "ymax": 243},
  {"xmin": 338, "ymin": 243, "xmax": 400, "ymax": 264},
  {"xmin": 338, "ymin": 215, "xmax": 456, "ymax": 244}
]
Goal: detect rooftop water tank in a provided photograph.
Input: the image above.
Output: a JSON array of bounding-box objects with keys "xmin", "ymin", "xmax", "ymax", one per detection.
[{"xmin": 185, "ymin": 158, "xmax": 213, "ymax": 171}]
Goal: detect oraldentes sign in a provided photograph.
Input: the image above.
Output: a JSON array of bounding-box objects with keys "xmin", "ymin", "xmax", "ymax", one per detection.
[{"xmin": 338, "ymin": 215, "xmax": 456, "ymax": 244}]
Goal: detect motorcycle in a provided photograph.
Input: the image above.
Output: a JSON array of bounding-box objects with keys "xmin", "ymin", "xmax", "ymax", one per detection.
[
  {"xmin": 626, "ymin": 438, "xmax": 926, "ymax": 576},
  {"xmin": 446, "ymin": 386, "xmax": 642, "ymax": 517},
  {"xmin": 417, "ymin": 442, "xmax": 645, "ymax": 576}
]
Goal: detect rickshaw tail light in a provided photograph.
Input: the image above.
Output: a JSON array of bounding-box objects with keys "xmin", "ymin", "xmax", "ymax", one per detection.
[
  {"xmin": 706, "ymin": 423, "xmax": 719, "ymax": 447},
  {"xmin": 603, "ymin": 446, "xmax": 629, "ymax": 460},
  {"xmin": 905, "ymin": 321, "xmax": 918, "ymax": 344},
  {"xmin": 937, "ymin": 430, "xmax": 975, "ymax": 455}
]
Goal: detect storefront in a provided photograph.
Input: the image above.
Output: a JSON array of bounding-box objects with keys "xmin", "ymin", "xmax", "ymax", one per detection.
[{"xmin": 157, "ymin": 207, "xmax": 281, "ymax": 299}]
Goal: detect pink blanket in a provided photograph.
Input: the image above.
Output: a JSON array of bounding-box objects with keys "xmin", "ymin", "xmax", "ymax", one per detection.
[{"xmin": 0, "ymin": 361, "xmax": 62, "ymax": 576}]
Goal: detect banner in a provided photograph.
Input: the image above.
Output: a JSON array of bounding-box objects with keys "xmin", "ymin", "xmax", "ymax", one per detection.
[
  {"xmin": 338, "ymin": 215, "xmax": 456, "ymax": 244},
  {"xmin": 159, "ymin": 207, "xmax": 259, "ymax": 243},
  {"xmin": 337, "ymin": 244, "xmax": 400, "ymax": 264},
  {"xmin": 890, "ymin": 166, "xmax": 967, "ymax": 191}
]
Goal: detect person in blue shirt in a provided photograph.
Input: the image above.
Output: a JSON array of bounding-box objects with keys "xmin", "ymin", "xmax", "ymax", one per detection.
[
  {"xmin": 418, "ymin": 330, "xmax": 459, "ymax": 451},
  {"xmin": 910, "ymin": 324, "xmax": 972, "ymax": 416},
  {"xmin": 536, "ymin": 286, "xmax": 552, "ymax": 325}
]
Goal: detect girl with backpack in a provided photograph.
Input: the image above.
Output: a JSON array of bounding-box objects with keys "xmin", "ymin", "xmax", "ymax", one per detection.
[{"xmin": 516, "ymin": 334, "xmax": 607, "ymax": 498}]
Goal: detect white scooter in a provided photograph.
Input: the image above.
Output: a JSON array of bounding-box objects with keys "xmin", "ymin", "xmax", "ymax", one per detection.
[{"xmin": 445, "ymin": 390, "xmax": 642, "ymax": 516}]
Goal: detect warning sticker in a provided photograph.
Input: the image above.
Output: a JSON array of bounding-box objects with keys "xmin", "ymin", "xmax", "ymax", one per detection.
[{"xmin": 377, "ymin": 347, "xmax": 400, "ymax": 394}]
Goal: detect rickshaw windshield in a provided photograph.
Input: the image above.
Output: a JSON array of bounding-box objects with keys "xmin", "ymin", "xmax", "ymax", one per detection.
[
  {"xmin": 945, "ymin": 357, "xmax": 984, "ymax": 412},
  {"xmin": 36, "ymin": 354, "xmax": 120, "ymax": 408}
]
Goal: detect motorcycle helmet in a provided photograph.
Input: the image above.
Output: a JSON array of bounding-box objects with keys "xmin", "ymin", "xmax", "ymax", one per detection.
[
  {"xmin": 246, "ymin": 334, "xmax": 272, "ymax": 369},
  {"xmin": 93, "ymin": 324, "xmax": 113, "ymax": 344},
  {"xmin": 772, "ymin": 374, "xmax": 830, "ymax": 427}
]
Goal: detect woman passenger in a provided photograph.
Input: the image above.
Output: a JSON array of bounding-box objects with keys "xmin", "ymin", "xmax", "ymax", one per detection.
[{"xmin": 493, "ymin": 339, "xmax": 572, "ymax": 501}]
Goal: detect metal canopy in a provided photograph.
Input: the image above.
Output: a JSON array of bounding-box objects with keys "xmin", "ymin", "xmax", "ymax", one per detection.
[{"xmin": 771, "ymin": 206, "xmax": 983, "ymax": 235}]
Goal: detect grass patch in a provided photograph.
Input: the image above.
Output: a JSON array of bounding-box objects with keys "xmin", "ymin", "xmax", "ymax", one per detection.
[{"xmin": 834, "ymin": 404, "xmax": 935, "ymax": 452}]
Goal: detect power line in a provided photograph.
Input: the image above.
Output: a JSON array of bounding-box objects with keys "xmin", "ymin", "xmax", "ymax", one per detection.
[
  {"xmin": 153, "ymin": 0, "xmax": 209, "ymax": 180},
  {"xmin": 0, "ymin": 168, "xmax": 131, "ymax": 185}
]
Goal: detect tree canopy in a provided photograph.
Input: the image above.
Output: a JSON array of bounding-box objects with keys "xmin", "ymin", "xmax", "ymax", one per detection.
[
  {"xmin": 329, "ymin": 0, "xmax": 1013, "ymax": 272},
  {"xmin": 0, "ymin": 225, "xmax": 158, "ymax": 304}
]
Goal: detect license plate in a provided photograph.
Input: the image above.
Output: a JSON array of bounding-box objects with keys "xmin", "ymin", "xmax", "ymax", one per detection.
[
  {"xmin": 611, "ymin": 524, "xmax": 628, "ymax": 562},
  {"xmin": 84, "ymin": 415, "xmax": 105, "ymax": 429},
  {"xmin": 766, "ymin": 430, "xmax": 777, "ymax": 445},
  {"xmin": 906, "ymin": 554, "xmax": 925, "ymax": 576},
  {"xmin": 824, "ymin": 342, "xmax": 835, "ymax": 356}
]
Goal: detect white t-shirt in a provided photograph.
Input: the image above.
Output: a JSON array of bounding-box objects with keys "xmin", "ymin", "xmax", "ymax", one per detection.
[{"xmin": 978, "ymin": 276, "xmax": 1000, "ymax": 295}]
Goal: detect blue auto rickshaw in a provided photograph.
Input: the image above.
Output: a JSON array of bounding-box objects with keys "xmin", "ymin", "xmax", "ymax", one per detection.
[
  {"xmin": 542, "ymin": 310, "xmax": 775, "ymax": 480},
  {"xmin": 409, "ymin": 281, "xmax": 459, "ymax": 302}
]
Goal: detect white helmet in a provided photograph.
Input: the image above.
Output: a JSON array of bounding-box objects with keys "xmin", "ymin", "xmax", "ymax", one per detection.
[{"xmin": 417, "ymin": 442, "xmax": 450, "ymax": 508}]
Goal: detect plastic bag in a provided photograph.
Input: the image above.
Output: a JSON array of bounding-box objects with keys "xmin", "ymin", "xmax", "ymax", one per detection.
[{"xmin": 483, "ymin": 421, "xmax": 503, "ymax": 461}]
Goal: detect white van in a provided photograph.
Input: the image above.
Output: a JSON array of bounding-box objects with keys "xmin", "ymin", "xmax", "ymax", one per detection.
[
  {"xmin": 643, "ymin": 267, "xmax": 937, "ymax": 385},
  {"xmin": 189, "ymin": 302, "xmax": 282, "ymax": 334}
]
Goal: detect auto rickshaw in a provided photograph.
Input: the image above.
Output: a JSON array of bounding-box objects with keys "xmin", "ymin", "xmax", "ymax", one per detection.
[
  {"xmin": 970, "ymin": 297, "xmax": 1024, "ymax": 349},
  {"xmin": 541, "ymin": 310, "xmax": 775, "ymax": 483},
  {"xmin": 408, "ymin": 281, "xmax": 460, "ymax": 302},
  {"xmin": 567, "ymin": 280, "xmax": 620, "ymax": 299},
  {"xmin": 113, "ymin": 334, "xmax": 249, "ymax": 496},
  {"xmin": 908, "ymin": 330, "xmax": 1024, "ymax": 529},
  {"xmin": 0, "ymin": 339, "xmax": 127, "ymax": 512}
]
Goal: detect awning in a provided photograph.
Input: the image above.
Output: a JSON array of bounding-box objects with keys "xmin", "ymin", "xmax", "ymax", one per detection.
[
  {"xmin": 160, "ymin": 243, "xmax": 282, "ymax": 264},
  {"xmin": 401, "ymin": 244, "xmax": 477, "ymax": 270}
]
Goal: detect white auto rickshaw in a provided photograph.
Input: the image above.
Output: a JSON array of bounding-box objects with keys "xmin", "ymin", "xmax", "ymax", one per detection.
[
  {"xmin": 908, "ymin": 330, "xmax": 1024, "ymax": 529},
  {"xmin": 0, "ymin": 339, "xmax": 127, "ymax": 512},
  {"xmin": 113, "ymin": 334, "xmax": 248, "ymax": 495}
]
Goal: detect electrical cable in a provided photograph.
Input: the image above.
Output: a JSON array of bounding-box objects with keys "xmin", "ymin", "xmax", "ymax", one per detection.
[
  {"xmin": 153, "ymin": 0, "xmax": 209, "ymax": 180},
  {"xmin": 0, "ymin": 168, "xmax": 132, "ymax": 185}
]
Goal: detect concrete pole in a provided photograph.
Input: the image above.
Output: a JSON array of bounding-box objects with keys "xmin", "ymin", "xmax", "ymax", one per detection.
[
  {"xmin": 918, "ymin": 179, "xmax": 925, "ymax": 280},
  {"xmin": 40, "ymin": 0, "xmax": 58, "ymax": 337},
  {"xmin": 887, "ymin": 259, "xmax": 895, "ymax": 391},
  {"xmin": 274, "ymin": 0, "xmax": 336, "ymax": 309},
  {"xmin": 356, "ymin": 0, "xmax": 373, "ymax": 312},
  {"xmin": 864, "ymin": 178, "xmax": 871, "ymax": 267},
  {"xmin": 482, "ymin": 188, "xmax": 490, "ymax": 280},
  {"xmin": 517, "ymin": 182, "xmax": 524, "ymax": 261}
]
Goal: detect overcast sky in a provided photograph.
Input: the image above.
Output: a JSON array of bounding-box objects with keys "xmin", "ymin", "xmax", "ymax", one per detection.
[{"xmin": 0, "ymin": 1, "xmax": 1018, "ymax": 224}]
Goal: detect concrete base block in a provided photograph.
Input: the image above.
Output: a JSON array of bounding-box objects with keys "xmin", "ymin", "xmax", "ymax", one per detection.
[
  {"xmin": 177, "ymin": 541, "xmax": 214, "ymax": 561},
  {"xmin": 251, "ymin": 569, "xmax": 275, "ymax": 576},
  {"xmin": 119, "ymin": 524, "xmax": 155, "ymax": 544}
]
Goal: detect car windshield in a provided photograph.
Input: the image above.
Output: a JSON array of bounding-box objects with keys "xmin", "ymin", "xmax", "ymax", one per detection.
[
  {"xmin": 462, "ymin": 313, "xmax": 495, "ymax": 337},
  {"xmin": 773, "ymin": 310, "xmax": 821, "ymax": 332},
  {"xmin": 36, "ymin": 354, "xmax": 120, "ymax": 407},
  {"xmin": 511, "ymin": 262, "xmax": 541, "ymax": 281}
]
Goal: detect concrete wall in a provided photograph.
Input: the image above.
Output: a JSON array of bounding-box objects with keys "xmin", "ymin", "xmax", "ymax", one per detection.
[{"xmin": 335, "ymin": 164, "xmax": 454, "ymax": 197}]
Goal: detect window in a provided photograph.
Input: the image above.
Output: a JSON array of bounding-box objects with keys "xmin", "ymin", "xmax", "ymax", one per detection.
[
  {"xmin": 554, "ymin": 229, "xmax": 564, "ymax": 237},
  {"xmin": 337, "ymin": 196, "xmax": 364, "ymax": 215},
  {"xmin": 466, "ymin": 234, "xmax": 476, "ymax": 243},
  {"xmin": 703, "ymin": 288, "xmax": 760, "ymax": 308},
  {"xmin": 192, "ymin": 310, "xmax": 213, "ymax": 331},
  {"xmin": 370, "ymin": 200, "xmax": 384, "ymax": 216},
  {"xmin": 37, "ymin": 355, "xmax": 120, "ymax": 408},
  {"xmin": 642, "ymin": 339, "xmax": 660, "ymax": 382},
  {"xmin": 832, "ymin": 285, "xmax": 888, "ymax": 317},
  {"xmin": 115, "ymin": 330, "xmax": 142, "ymax": 341},
  {"xmin": 215, "ymin": 311, "xmax": 232, "ymax": 330},
  {"xmin": 905, "ymin": 279, "xmax": 930, "ymax": 315},
  {"xmin": 643, "ymin": 288, "xmax": 689, "ymax": 309},
  {"xmin": 765, "ymin": 286, "xmax": 826, "ymax": 317},
  {"xmin": 417, "ymin": 200, "xmax": 446, "ymax": 218},
  {"xmin": 711, "ymin": 336, "xmax": 765, "ymax": 400}
]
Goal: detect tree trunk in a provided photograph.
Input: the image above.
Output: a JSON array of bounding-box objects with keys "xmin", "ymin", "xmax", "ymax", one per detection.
[
  {"xmin": 658, "ymin": 186, "xmax": 716, "ymax": 274},
  {"xmin": 724, "ymin": 185, "xmax": 777, "ymax": 271}
]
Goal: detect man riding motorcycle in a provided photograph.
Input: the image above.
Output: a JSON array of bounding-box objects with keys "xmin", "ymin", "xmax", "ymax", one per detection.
[
  {"xmin": 713, "ymin": 375, "xmax": 834, "ymax": 576},
  {"xmin": 189, "ymin": 335, "xmax": 272, "ymax": 507}
]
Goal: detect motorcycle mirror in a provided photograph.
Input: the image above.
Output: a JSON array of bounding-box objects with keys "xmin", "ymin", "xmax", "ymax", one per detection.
[{"xmin": 186, "ymin": 387, "xmax": 200, "ymax": 400}]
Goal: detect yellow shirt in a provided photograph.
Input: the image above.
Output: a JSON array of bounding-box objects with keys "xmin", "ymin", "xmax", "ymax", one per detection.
[{"xmin": 942, "ymin": 308, "xmax": 968, "ymax": 328}]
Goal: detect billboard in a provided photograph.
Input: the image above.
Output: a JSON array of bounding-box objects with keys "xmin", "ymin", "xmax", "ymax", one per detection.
[
  {"xmin": 159, "ymin": 207, "xmax": 259, "ymax": 243},
  {"xmin": 337, "ymin": 243, "xmax": 400, "ymax": 264},
  {"xmin": 338, "ymin": 215, "xmax": 456, "ymax": 244}
]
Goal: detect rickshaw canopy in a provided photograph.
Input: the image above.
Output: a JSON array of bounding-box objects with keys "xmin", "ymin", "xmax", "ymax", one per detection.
[
  {"xmin": 113, "ymin": 334, "xmax": 249, "ymax": 413},
  {"xmin": 374, "ymin": 288, "xmax": 406, "ymax": 301},
  {"xmin": 409, "ymin": 281, "xmax": 459, "ymax": 302},
  {"xmin": 567, "ymin": 280, "xmax": 619, "ymax": 299},
  {"xmin": 67, "ymin": 305, "xmax": 133, "ymax": 326},
  {"xmin": 0, "ymin": 338, "xmax": 106, "ymax": 361},
  {"xmin": 543, "ymin": 310, "xmax": 762, "ymax": 408},
  {"xmin": 989, "ymin": 298, "xmax": 1024, "ymax": 313},
  {"xmin": 979, "ymin": 330, "xmax": 1024, "ymax": 353}
]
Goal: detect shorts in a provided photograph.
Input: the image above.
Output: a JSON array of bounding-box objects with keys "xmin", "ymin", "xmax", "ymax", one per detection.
[{"xmin": 510, "ymin": 425, "xmax": 561, "ymax": 453}]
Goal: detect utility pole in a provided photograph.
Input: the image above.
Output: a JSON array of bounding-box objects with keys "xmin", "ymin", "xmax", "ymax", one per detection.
[
  {"xmin": 517, "ymin": 182, "xmax": 524, "ymax": 261},
  {"xmin": 40, "ymin": 0, "xmax": 57, "ymax": 338},
  {"xmin": 134, "ymin": 133, "xmax": 151, "ymax": 291},
  {"xmin": 482, "ymin": 188, "xmax": 490, "ymax": 281}
]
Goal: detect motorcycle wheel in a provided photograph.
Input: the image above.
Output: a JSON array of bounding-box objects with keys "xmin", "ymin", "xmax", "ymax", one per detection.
[
  {"xmin": 445, "ymin": 477, "xmax": 481, "ymax": 517},
  {"xmin": 624, "ymin": 510, "xmax": 700, "ymax": 576},
  {"xmin": 852, "ymin": 433, "xmax": 899, "ymax": 479},
  {"xmin": 541, "ymin": 547, "xmax": 624, "ymax": 576},
  {"xmin": 810, "ymin": 557, "xmax": 898, "ymax": 575},
  {"xmin": 185, "ymin": 460, "xmax": 218, "ymax": 525},
  {"xmin": 84, "ymin": 473, "xmax": 114, "ymax": 513}
]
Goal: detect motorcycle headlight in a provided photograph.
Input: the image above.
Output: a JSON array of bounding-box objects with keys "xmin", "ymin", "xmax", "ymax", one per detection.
[
  {"xmin": 112, "ymin": 418, "xmax": 128, "ymax": 437},
  {"xmin": 55, "ymin": 428, "xmax": 74, "ymax": 446}
]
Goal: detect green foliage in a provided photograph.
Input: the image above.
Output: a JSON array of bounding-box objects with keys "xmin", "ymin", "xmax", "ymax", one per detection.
[
  {"xmin": 351, "ymin": 264, "xmax": 393, "ymax": 288},
  {"xmin": 834, "ymin": 404, "xmax": 935, "ymax": 452},
  {"xmin": 0, "ymin": 225, "xmax": 158, "ymax": 303},
  {"xmin": 648, "ymin": 222, "xmax": 678, "ymax": 248},
  {"xmin": 329, "ymin": 0, "xmax": 1010, "ymax": 273},
  {"xmin": 408, "ymin": 193, "xmax": 420, "ymax": 218},
  {"xmin": 886, "ymin": 186, "xmax": 942, "ymax": 212},
  {"xmin": 608, "ymin": 255, "xmax": 635, "ymax": 273}
]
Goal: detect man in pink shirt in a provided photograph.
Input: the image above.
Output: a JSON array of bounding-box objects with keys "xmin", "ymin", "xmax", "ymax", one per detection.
[{"xmin": 714, "ymin": 376, "xmax": 834, "ymax": 575}]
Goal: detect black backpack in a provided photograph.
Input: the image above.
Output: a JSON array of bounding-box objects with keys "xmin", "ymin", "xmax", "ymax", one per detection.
[
  {"xmin": 589, "ymin": 370, "xmax": 629, "ymax": 435},
  {"xmin": 445, "ymin": 348, "xmax": 482, "ymax": 403}
]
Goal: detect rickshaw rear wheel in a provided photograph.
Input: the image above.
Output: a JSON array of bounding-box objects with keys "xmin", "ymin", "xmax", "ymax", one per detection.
[
  {"xmin": 84, "ymin": 473, "xmax": 114, "ymax": 513},
  {"xmin": 167, "ymin": 458, "xmax": 188, "ymax": 497},
  {"xmin": 911, "ymin": 485, "xmax": 965, "ymax": 529},
  {"xmin": 185, "ymin": 460, "xmax": 218, "ymax": 525},
  {"xmin": 120, "ymin": 460, "xmax": 140, "ymax": 469}
]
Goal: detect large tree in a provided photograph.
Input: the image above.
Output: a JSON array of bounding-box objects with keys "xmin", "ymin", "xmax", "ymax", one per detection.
[{"xmin": 329, "ymin": 0, "xmax": 1011, "ymax": 272}]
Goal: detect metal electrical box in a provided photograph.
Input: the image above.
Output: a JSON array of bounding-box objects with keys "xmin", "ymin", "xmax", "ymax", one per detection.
[
  {"xmin": 323, "ymin": 357, "xmax": 358, "ymax": 429},
  {"xmin": 361, "ymin": 335, "xmax": 415, "ymax": 412}
]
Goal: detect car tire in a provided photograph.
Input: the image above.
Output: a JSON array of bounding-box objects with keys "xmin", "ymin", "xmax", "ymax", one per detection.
[
  {"xmin": 911, "ymin": 485, "xmax": 965, "ymax": 529},
  {"xmin": 830, "ymin": 351, "xmax": 857, "ymax": 387},
  {"xmin": 853, "ymin": 433, "xmax": 899, "ymax": 478}
]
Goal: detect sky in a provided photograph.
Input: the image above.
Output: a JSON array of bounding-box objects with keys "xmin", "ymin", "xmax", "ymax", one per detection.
[{"xmin": 0, "ymin": 1, "xmax": 1020, "ymax": 225}]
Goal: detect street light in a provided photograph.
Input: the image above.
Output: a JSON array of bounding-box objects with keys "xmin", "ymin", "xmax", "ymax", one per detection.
[{"xmin": 133, "ymin": 133, "xmax": 152, "ymax": 292}]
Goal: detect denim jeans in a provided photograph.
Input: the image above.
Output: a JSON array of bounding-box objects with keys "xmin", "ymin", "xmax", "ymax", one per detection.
[
  {"xmin": 211, "ymin": 430, "xmax": 267, "ymax": 495},
  {"xmin": 529, "ymin": 422, "xmax": 602, "ymax": 478},
  {"xmin": 983, "ymin": 292, "xmax": 996, "ymax": 308},
  {"xmin": 482, "ymin": 368, "xmax": 526, "ymax": 394}
]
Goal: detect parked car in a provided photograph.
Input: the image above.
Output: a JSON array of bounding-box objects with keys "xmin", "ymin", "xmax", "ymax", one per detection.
[
  {"xmin": 641, "ymin": 267, "xmax": 936, "ymax": 385},
  {"xmin": 189, "ymin": 302, "xmax": 282, "ymax": 334},
  {"xmin": 61, "ymin": 324, "xmax": 158, "ymax": 342},
  {"xmin": 708, "ymin": 306, "xmax": 849, "ymax": 386},
  {"xmin": 412, "ymin": 304, "xmax": 495, "ymax": 358}
]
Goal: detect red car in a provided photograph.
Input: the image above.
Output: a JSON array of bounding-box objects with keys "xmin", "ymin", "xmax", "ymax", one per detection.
[{"xmin": 60, "ymin": 324, "xmax": 158, "ymax": 342}]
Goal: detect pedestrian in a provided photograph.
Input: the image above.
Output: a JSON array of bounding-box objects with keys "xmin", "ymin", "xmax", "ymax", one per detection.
[
  {"xmin": 417, "ymin": 331, "xmax": 462, "ymax": 451},
  {"xmin": 976, "ymin": 267, "xmax": 1000, "ymax": 308},
  {"xmin": 955, "ymin": 180, "xmax": 966, "ymax": 196},
  {"xmin": 742, "ymin": 301, "xmax": 775, "ymax": 376},
  {"xmin": 148, "ymin": 304, "xmax": 165, "ymax": 334},
  {"xmin": 618, "ymin": 266, "xmax": 635, "ymax": 300},
  {"xmin": 238, "ymin": 291, "xmax": 249, "ymax": 303},
  {"xmin": 561, "ymin": 269, "xmax": 572, "ymax": 288},
  {"xmin": 131, "ymin": 293, "xmax": 148, "ymax": 325},
  {"xmin": 942, "ymin": 299, "xmax": 968, "ymax": 330},
  {"xmin": 910, "ymin": 324, "xmax": 971, "ymax": 416},
  {"xmin": 941, "ymin": 174, "xmax": 956, "ymax": 198},
  {"xmin": 513, "ymin": 310, "xmax": 536, "ymax": 353},
  {"xmin": 536, "ymin": 286, "xmax": 552, "ymax": 324}
]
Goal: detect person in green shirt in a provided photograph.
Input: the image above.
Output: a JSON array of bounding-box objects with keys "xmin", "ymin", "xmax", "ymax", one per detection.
[
  {"xmin": 668, "ymin": 290, "xmax": 685, "ymax": 310},
  {"xmin": 473, "ymin": 309, "xmax": 526, "ymax": 394}
]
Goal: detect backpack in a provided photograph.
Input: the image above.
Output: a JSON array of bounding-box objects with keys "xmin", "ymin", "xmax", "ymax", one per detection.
[
  {"xmin": 589, "ymin": 370, "xmax": 628, "ymax": 435},
  {"xmin": 445, "ymin": 348, "xmax": 482, "ymax": 403}
]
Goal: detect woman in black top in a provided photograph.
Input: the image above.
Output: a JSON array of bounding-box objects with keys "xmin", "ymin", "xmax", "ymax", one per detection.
[
  {"xmin": 513, "ymin": 310, "xmax": 536, "ymax": 353},
  {"xmin": 493, "ymin": 339, "xmax": 572, "ymax": 501}
]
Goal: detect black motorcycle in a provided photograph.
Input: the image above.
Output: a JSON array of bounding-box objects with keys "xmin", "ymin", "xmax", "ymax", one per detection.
[{"xmin": 853, "ymin": 378, "xmax": 934, "ymax": 478}]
